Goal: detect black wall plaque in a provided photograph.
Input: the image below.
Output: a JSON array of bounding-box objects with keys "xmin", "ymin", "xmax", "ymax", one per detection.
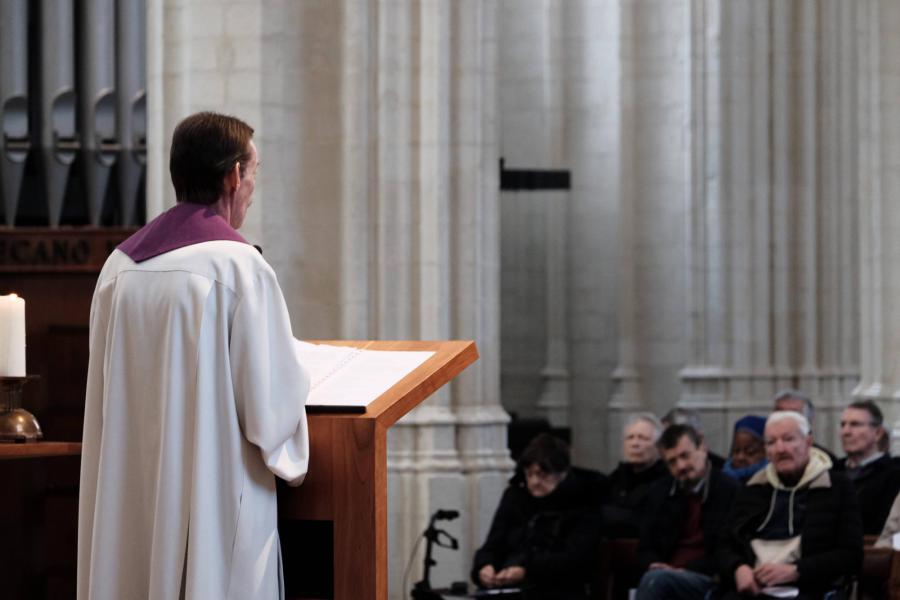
[{"xmin": 499, "ymin": 158, "xmax": 571, "ymax": 191}]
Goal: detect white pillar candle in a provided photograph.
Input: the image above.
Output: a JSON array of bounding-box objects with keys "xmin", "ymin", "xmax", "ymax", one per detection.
[{"xmin": 0, "ymin": 294, "xmax": 26, "ymax": 377}]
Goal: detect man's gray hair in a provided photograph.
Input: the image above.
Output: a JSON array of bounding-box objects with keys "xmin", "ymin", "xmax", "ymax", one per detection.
[
  {"xmin": 772, "ymin": 388, "xmax": 815, "ymax": 422},
  {"xmin": 624, "ymin": 412, "xmax": 664, "ymax": 442},
  {"xmin": 661, "ymin": 407, "xmax": 705, "ymax": 434},
  {"xmin": 766, "ymin": 410, "xmax": 811, "ymax": 437}
]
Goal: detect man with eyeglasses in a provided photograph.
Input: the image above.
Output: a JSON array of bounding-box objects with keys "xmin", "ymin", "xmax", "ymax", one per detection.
[{"xmin": 835, "ymin": 399, "xmax": 900, "ymax": 535}]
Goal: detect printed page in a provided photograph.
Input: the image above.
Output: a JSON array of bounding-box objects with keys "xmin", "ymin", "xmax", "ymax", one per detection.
[{"xmin": 295, "ymin": 340, "xmax": 435, "ymax": 409}]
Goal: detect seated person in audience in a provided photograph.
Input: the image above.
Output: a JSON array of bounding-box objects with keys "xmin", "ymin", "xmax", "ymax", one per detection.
[
  {"xmin": 472, "ymin": 434, "xmax": 608, "ymax": 600},
  {"xmin": 718, "ymin": 411, "xmax": 862, "ymax": 599},
  {"xmin": 835, "ymin": 399, "xmax": 900, "ymax": 535},
  {"xmin": 662, "ymin": 407, "xmax": 726, "ymax": 468},
  {"xmin": 722, "ymin": 415, "xmax": 768, "ymax": 482},
  {"xmin": 605, "ymin": 413, "xmax": 668, "ymax": 537},
  {"xmin": 634, "ymin": 424, "xmax": 738, "ymax": 600},
  {"xmin": 773, "ymin": 388, "xmax": 837, "ymax": 461}
]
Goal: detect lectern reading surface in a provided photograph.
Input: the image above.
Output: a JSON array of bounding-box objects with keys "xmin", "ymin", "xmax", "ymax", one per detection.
[
  {"xmin": 278, "ymin": 340, "xmax": 479, "ymax": 600},
  {"xmin": 295, "ymin": 340, "xmax": 435, "ymax": 413}
]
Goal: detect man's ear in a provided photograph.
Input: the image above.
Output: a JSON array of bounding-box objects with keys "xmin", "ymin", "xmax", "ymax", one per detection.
[{"xmin": 225, "ymin": 161, "xmax": 241, "ymax": 193}]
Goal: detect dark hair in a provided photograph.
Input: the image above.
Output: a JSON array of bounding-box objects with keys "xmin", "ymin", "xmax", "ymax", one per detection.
[
  {"xmin": 659, "ymin": 424, "xmax": 702, "ymax": 451},
  {"xmin": 169, "ymin": 112, "xmax": 254, "ymax": 205},
  {"xmin": 518, "ymin": 433, "xmax": 570, "ymax": 474},
  {"xmin": 848, "ymin": 399, "xmax": 884, "ymax": 428}
]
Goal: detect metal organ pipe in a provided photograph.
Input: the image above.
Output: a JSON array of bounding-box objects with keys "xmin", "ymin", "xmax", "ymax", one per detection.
[
  {"xmin": 117, "ymin": 0, "xmax": 147, "ymax": 226},
  {"xmin": 41, "ymin": 0, "xmax": 79, "ymax": 227},
  {"xmin": 10, "ymin": 0, "xmax": 147, "ymax": 227},
  {"xmin": 80, "ymin": 0, "xmax": 119, "ymax": 225},
  {"xmin": 1, "ymin": 1, "xmax": 31, "ymax": 225}
]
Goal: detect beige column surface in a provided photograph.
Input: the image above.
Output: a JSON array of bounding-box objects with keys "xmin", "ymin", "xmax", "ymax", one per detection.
[
  {"xmin": 500, "ymin": 0, "xmax": 863, "ymax": 467},
  {"xmin": 856, "ymin": 1, "xmax": 900, "ymax": 451}
]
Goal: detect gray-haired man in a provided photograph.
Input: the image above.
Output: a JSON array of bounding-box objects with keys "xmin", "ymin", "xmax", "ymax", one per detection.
[{"xmin": 718, "ymin": 412, "xmax": 861, "ymax": 599}]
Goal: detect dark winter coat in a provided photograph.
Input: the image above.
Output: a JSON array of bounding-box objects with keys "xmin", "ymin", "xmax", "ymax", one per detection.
[
  {"xmin": 636, "ymin": 465, "xmax": 739, "ymax": 575},
  {"xmin": 471, "ymin": 467, "xmax": 610, "ymax": 598},
  {"xmin": 834, "ymin": 453, "xmax": 900, "ymax": 535},
  {"xmin": 717, "ymin": 461, "xmax": 863, "ymax": 597},
  {"xmin": 603, "ymin": 459, "xmax": 668, "ymax": 538}
]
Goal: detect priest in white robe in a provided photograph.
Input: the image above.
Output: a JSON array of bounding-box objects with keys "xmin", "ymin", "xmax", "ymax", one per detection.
[{"xmin": 78, "ymin": 112, "xmax": 310, "ymax": 600}]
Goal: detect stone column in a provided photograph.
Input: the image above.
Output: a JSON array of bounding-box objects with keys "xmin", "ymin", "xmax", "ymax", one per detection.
[
  {"xmin": 855, "ymin": 1, "xmax": 900, "ymax": 451},
  {"xmin": 608, "ymin": 0, "xmax": 696, "ymax": 450},
  {"xmin": 537, "ymin": 187, "xmax": 571, "ymax": 429},
  {"xmin": 336, "ymin": 1, "xmax": 510, "ymax": 596},
  {"xmin": 679, "ymin": 0, "xmax": 859, "ymax": 451},
  {"xmin": 794, "ymin": 0, "xmax": 860, "ymax": 446},
  {"xmin": 561, "ymin": 0, "xmax": 626, "ymax": 469},
  {"xmin": 606, "ymin": 0, "xmax": 645, "ymax": 463},
  {"xmin": 680, "ymin": 0, "xmax": 779, "ymax": 452},
  {"xmin": 147, "ymin": 0, "xmax": 265, "ymax": 235},
  {"xmin": 447, "ymin": 3, "xmax": 514, "ymax": 580},
  {"xmin": 531, "ymin": 2, "xmax": 571, "ymax": 429},
  {"xmin": 495, "ymin": 0, "xmax": 570, "ymax": 428}
]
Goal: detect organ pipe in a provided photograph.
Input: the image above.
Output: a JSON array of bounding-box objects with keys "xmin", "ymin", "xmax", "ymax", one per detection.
[
  {"xmin": 117, "ymin": 0, "xmax": 147, "ymax": 226},
  {"xmin": 40, "ymin": 0, "xmax": 79, "ymax": 227},
  {"xmin": 79, "ymin": 0, "xmax": 119, "ymax": 225},
  {"xmin": 1, "ymin": 1, "xmax": 31, "ymax": 225}
]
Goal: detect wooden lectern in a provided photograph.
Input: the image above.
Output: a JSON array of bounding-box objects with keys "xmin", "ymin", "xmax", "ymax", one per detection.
[{"xmin": 277, "ymin": 340, "xmax": 479, "ymax": 600}]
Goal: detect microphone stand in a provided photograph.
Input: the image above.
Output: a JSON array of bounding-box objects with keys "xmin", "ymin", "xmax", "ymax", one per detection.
[{"xmin": 411, "ymin": 511, "xmax": 459, "ymax": 600}]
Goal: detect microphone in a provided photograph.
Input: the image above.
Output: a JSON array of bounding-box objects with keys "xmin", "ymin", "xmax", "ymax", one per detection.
[{"xmin": 433, "ymin": 509, "xmax": 459, "ymax": 521}]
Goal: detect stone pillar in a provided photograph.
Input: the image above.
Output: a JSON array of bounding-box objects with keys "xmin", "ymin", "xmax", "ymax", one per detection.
[
  {"xmin": 608, "ymin": 0, "xmax": 696, "ymax": 452},
  {"xmin": 497, "ymin": 0, "xmax": 571, "ymax": 428},
  {"xmin": 495, "ymin": 0, "xmax": 570, "ymax": 428},
  {"xmin": 855, "ymin": 1, "xmax": 900, "ymax": 451},
  {"xmin": 447, "ymin": 4, "xmax": 515, "ymax": 583},
  {"xmin": 794, "ymin": 0, "xmax": 860, "ymax": 446},
  {"xmin": 679, "ymin": 0, "xmax": 859, "ymax": 451},
  {"xmin": 537, "ymin": 187, "xmax": 571, "ymax": 429},
  {"xmin": 147, "ymin": 0, "xmax": 265, "ymax": 237},
  {"xmin": 680, "ymin": 0, "xmax": 779, "ymax": 452},
  {"xmin": 335, "ymin": 1, "xmax": 510, "ymax": 597},
  {"xmin": 561, "ymin": 0, "xmax": 625, "ymax": 469},
  {"xmin": 606, "ymin": 0, "xmax": 645, "ymax": 463}
]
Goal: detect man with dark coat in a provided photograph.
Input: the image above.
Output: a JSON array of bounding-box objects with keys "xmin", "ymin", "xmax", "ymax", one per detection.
[
  {"xmin": 472, "ymin": 434, "xmax": 609, "ymax": 600},
  {"xmin": 718, "ymin": 411, "xmax": 862, "ymax": 599},
  {"xmin": 605, "ymin": 412, "xmax": 669, "ymax": 538},
  {"xmin": 835, "ymin": 399, "xmax": 900, "ymax": 535},
  {"xmin": 634, "ymin": 424, "xmax": 738, "ymax": 600}
]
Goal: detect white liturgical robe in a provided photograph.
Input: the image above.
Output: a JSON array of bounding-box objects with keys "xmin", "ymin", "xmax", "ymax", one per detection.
[{"xmin": 78, "ymin": 240, "xmax": 310, "ymax": 600}]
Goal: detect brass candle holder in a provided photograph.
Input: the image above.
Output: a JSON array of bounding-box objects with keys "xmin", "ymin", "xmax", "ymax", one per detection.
[{"xmin": 0, "ymin": 376, "xmax": 41, "ymax": 443}]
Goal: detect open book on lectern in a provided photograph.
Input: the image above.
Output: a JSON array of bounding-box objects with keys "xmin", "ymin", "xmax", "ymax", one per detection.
[{"xmin": 295, "ymin": 340, "xmax": 435, "ymax": 412}]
